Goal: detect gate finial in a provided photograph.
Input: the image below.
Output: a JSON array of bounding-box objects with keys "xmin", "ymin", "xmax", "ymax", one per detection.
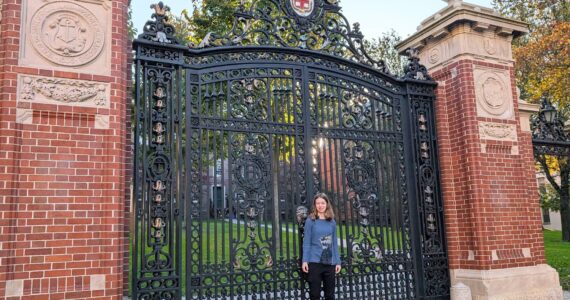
[
  {"xmin": 403, "ymin": 48, "xmax": 433, "ymax": 81},
  {"xmin": 152, "ymin": 1, "xmax": 169, "ymax": 16},
  {"xmin": 138, "ymin": 2, "xmax": 179, "ymax": 44}
]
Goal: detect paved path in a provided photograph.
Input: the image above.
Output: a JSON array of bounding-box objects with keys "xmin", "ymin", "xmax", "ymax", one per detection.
[{"xmin": 126, "ymin": 290, "xmax": 570, "ymax": 299}]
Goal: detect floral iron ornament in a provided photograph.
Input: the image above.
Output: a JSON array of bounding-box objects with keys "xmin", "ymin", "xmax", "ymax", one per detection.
[
  {"xmin": 140, "ymin": 0, "xmax": 397, "ymax": 73},
  {"xmin": 139, "ymin": 1, "xmax": 435, "ymax": 79},
  {"xmin": 193, "ymin": 0, "xmax": 391, "ymax": 72},
  {"xmin": 138, "ymin": 2, "xmax": 179, "ymax": 44},
  {"xmin": 403, "ymin": 48, "xmax": 432, "ymax": 81}
]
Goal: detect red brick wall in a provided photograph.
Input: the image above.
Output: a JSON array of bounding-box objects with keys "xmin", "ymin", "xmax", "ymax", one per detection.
[
  {"xmin": 432, "ymin": 59, "xmax": 545, "ymax": 271},
  {"xmin": 0, "ymin": 0, "xmax": 132, "ymax": 299}
]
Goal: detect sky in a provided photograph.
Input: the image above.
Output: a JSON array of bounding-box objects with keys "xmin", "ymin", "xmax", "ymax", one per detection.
[{"xmin": 132, "ymin": 0, "xmax": 494, "ymax": 40}]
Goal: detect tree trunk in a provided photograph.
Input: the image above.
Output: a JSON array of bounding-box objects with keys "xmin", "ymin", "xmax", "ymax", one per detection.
[
  {"xmin": 540, "ymin": 155, "xmax": 570, "ymax": 243},
  {"xmin": 560, "ymin": 165, "xmax": 570, "ymax": 242}
]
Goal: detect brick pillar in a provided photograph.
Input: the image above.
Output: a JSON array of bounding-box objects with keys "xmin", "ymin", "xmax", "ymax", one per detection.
[
  {"xmin": 0, "ymin": 0, "xmax": 131, "ymax": 299},
  {"xmin": 397, "ymin": 1, "xmax": 563, "ymax": 299}
]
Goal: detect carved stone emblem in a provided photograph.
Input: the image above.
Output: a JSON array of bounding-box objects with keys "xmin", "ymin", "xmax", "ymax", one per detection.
[
  {"xmin": 474, "ymin": 68, "xmax": 513, "ymax": 119},
  {"xmin": 484, "ymin": 38, "xmax": 497, "ymax": 55},
  {"xmin": 290, "ymin": 0, "xmax": 314, "ymax": 16},
  {"xmin": 18, "ymin": 75, "xmax": 109, "ymax": 108},
  {"xmin": 482, "ymin": 77, "xmax": 504, "ymax": 109},
  {"xmin": 478, "ymin": 122, "xmax": 517, "ymax": 142},
  {"xmin": 51, "ymin": 14, "xmax": 87, "ymax": 54},
  {"xmin": 428, "ymin": 47, "xmax": 440, "ymax": 64},
  {"xmin": 30, "ymin": 2, "xmax": 104, "ymax": 66}
]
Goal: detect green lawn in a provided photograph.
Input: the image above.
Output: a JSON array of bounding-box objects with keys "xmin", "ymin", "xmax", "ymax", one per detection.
[
  {"xmin": 543, "ymin": 229, "xmax": 570, "ymax": 290},
  {"xmin": 190, "ymin": 219, "xmax": 301, "ymax": 268},
  {"xmin": 130, "ymin": 220, "xmax": 407, "ymax": 295},
  {"xmin": 130, "ymin": 226, "xmax": 569, "ymax": 296}
]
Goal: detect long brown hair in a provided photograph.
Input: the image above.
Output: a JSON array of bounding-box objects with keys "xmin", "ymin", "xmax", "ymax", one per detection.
[{"xmin": 310, "ymin": 192, "xmax": 335, "ymax": 221}]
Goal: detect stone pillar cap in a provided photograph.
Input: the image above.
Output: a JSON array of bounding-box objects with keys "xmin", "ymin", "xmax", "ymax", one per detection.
[
  {"xmin": 518, "ymin": 99, "xmax": 539, "ymax": 114},
  {"xmin": 396, "ymin": 0, "xmax": 528, "ymax": 54}
]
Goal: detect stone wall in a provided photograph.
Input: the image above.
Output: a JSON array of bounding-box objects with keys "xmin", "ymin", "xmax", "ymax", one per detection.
[{"xmin": 0, "ymin": 0, "xmax": 132, "ymax": 298}]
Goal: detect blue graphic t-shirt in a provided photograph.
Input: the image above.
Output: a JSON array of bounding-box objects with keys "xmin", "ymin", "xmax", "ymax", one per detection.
[{"xmin": 302, "ymin": 218, "xmax": 341, "ymax": 265}]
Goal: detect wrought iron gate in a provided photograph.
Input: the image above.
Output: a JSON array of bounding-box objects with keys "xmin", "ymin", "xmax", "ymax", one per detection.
[{"xmin": 132, "ymin": 1, "xmax": 449, "ymax": 299}]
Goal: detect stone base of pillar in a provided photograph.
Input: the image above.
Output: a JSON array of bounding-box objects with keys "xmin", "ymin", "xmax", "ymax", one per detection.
[{"xmin": 450, "ymin": 264, "xmax": 563, "ymax": 300}]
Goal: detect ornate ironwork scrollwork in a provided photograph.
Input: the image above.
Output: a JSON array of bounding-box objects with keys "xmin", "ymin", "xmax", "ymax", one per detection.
[
  {"xmin": 134, "ymin": 3, "xmax": 448, "ymax": 297},
  {"xmin": 230, "ymin": 78, "xmax": 269, "ymax": 121},
  {"xmin": 341, "ymin": 92, "xmax": 374, "ymax": 130},
  {"xmin": 415, "ymin": 108, "xmax": 441, "ymax": 253},
  {"xmin": 343, "ymin": 140, "xmax": 384, "ymax": 263},
  {"xmin": 403, "ymin": 48, "xmax": 433, "ymax": 81},
  {"xmin": 409, "ymin": 91, "xmax": 450, "ymax": 297},
  {"xmin": 185, "ymin": 0, "xmax": 389, "ymax": 72},
  {"xmin": 138, "ymin": 2, "xmax": 179, "ymax": 44},
  {"xmin": 423, "ymin": 254, "xmax": 450, "ymax": 296},
  {"xmin": 230, "ymin": 133, "xmax": 274, "ymax": 271},
  {"xmin": 134, "ymin": 64, "xmax": 180, "ymax": 299}
]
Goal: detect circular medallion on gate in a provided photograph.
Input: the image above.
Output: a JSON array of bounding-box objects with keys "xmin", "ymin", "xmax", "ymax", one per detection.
[
  {"xmin": 345, "ymin": 161, "xmax": 376, "ymax": 194},
  {"xmin": 148, "ymin": 153, "xmax": 171, "ymax": 178},
  {"xmin": 233, "ymin": 156, "xmax": 268, "ymax": 193},
  {"xmin": 419, "ymin": 165, "xmax": 435, "ymax": 185}
]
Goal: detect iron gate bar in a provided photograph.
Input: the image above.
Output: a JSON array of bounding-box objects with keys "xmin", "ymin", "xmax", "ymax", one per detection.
[
  {"xmin": 133, "ymin": 1, "xmax": 450, "ymax": 299},
  {"xmin": 533, "ymin": 140, "xmax": 570, "ymax": 147}
]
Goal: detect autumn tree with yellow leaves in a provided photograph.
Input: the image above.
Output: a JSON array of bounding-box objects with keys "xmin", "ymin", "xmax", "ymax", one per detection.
[
  {"xmin": 492, "ymin": 0, "xmax": 569, "ymax": 241},
  {"xmin": 492, "ymin": 0, "xmax": 569, "ymax": 105}
]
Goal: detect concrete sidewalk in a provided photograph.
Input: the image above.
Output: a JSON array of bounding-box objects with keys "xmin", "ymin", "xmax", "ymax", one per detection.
[{"xmin": 124, "ymin": 290, "xmax": 570, "ymax": 299}]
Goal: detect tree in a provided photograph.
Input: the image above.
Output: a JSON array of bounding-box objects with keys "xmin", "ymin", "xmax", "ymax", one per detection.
[
  {"xmin": 540, "ymin": 183, "xmax": 561, "ymax": 213},
  {"xmin": 492, "ymin": 0, "xmax": 570, "ymax": 241},
  {"xmin": 127, "ymin": 1, "xmax": 137, "ymax": 40},
  {"xmin": 492, "ymin": 0, "xmax": 569, "ymax": 104},
  {"xmin": 168, "ymin": 12, "xmax": 198, "ymax": 44},
  {"xmin": 535, "ymin": 152, "xmax": 570, "ymax": 241},
  {"xmin": 363, "ymin": 29, "xmax": 407, "ymax": 77},
  {"xmin": 513, "ymin": 22, "xmax": 570, "ymax": 105},
  {"xmin": 183, "ymin": 0, "xmax": 244, "ymax": 46}
]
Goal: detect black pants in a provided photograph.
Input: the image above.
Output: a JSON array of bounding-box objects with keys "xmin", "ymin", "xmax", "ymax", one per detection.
[{"xmin": 307, "ymin": 263, "xmax": 335, "ymax": 300}]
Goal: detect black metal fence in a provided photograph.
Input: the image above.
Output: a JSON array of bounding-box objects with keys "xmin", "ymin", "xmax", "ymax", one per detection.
[{"xmin": 132, "ymin": 1, "xmax": 449, "ymax": 299}]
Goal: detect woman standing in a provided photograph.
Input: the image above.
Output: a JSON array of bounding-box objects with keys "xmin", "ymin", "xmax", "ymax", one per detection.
[{"xmin": 302, "ymin": 193, "xmax": 342, "ymax": 300}]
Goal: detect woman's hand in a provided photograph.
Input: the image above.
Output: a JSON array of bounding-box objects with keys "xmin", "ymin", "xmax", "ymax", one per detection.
[
  {"xmin": 335, "ymin": 264, "xmax": 341, "ymax": 274},
  {"xmin": 302, "ymin": 262, "xmax": 309, "ymax": 273}
]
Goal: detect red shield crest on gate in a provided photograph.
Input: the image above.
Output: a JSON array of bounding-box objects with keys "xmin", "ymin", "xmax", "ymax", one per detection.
[{"xmin": 290, "ymin": 0, "xmax": 314, "ymax": 17}]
